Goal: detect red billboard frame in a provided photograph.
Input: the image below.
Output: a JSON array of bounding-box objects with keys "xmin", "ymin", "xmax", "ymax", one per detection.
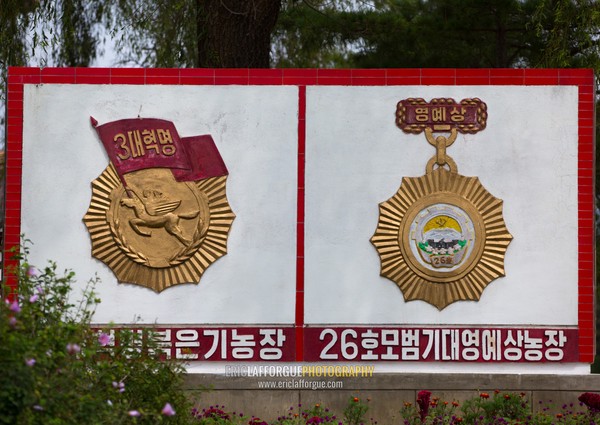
[{"xmin": 3, "ymin": 67, "xmax": 596, "ymax": 362}]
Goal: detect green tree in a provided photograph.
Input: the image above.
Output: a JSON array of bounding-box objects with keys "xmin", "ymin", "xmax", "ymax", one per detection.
[
  {"xmin": 0, "ymin": 0, "xmax": 103, "ymax": 69},
  {"xmin": 2, "ymin": 0, "xmax": 599, "ymax": 71},
  {"xmin": 273, "ymin": 0, "xmax": 600, "ymax": 70},
  {"xmin": 0, "ymin": 0, "xmax": 282, "ymax": 70},
  {"xmin": 104, "ymin": 0, "xmax": 281, "ymax": 68},
  {"xmin": 532, "ymin": 0, "xmax": 600, "ymax": 70}
]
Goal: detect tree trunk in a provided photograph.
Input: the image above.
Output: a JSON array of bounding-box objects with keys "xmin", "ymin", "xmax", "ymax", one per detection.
[{"xmin": 196, "ymin": 0, "xmax": 281, "ymax": 68}]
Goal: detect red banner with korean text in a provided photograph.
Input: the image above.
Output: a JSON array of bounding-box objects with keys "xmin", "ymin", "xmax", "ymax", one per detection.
[
  {"xmin": 304, "ymin": 327, "xmax": 578, "ymax": 363},
  {"xmin": 91, "ymin": 117, "xmax": 228, "ymax": 184},
  {"xmin": 396, "ymin": 98, "xmax": 487, "ymax": 134},
  {"xmin": 93, "ymin": 326, "xmax": 578, "ymax": 362},
  {"xmin": 95, "ymin": 326, "xmax": 295, "ymax": 361}
]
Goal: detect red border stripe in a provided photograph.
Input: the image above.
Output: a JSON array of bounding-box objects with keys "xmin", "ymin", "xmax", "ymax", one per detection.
[
  {"xmin": 3, "ymin": 67, "xmax": 595, "ymax": 363},
  {"xmin": 295, "ymin": 86, "xmax": 307, "ymax": 361}
]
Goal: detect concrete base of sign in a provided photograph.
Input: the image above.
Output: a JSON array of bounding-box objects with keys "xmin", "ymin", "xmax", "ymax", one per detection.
[{"xmin": 184, "ymin": 373, "xmax": 600, "ymax": 422}]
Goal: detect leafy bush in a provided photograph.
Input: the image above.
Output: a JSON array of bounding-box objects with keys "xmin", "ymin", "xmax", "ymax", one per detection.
[
  {"xmin": 4, "ymin": 244, "xmax": 600, "ymax": 425},
  {"xmin": 271, "ymin": 402, "xmax": 340, "ymax": 425},
  {"xmin": 343, "ymin": 396, "xmax": 369, "ymax": 425},
  {"xmin": 401, "ymin": 390, "xmax": 600, "ymax": 425},
  {"xmin": 460, "ymin": 391, "xmax": 529, "ymax": 424},
  {"xmin": 0, "ymin": 244, "xmax": 193, "ymax": 424},
  {"xmin": 401, "ymin": 391, "xmax": 461, "ymax": 425}
]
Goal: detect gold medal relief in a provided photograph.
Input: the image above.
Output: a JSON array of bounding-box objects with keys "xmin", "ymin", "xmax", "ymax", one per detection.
[
  {"xmin": 371, "ymin": 98, "xmax": 512, "ymax": 309},
  {"xmin": 83, "ymin": 118, "xmax": 235, "ymax": 292}
]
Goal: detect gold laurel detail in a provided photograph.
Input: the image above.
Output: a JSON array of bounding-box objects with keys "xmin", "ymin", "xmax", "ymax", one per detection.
[
  {"xmin": 83, "ymin": 164, "xmax": 235, "ymax": 292},
  {"xmin": 370, "ymin": 167, "xmax": 512, "ymax": 310}
]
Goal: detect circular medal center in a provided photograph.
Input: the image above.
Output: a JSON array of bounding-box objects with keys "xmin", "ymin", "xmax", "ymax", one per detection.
[{"xmin": 409, "ymin": 203, "xmax": 476, "ymax": 273}]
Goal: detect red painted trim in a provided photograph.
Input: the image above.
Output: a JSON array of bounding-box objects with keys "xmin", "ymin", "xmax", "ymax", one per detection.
[
  {"xmin": 386, "ymin": 69, "xmax": 419, "ymax": 77},
  {"xmin": 76, "ymin": 67, "xmax": 111, "ymax": 77},
  {"xmin": 352, "ymin": 69, "xmax": 386, "ymax": 78},
  {"xmin": 571, "ymin": 72, "xmax": 597, "ymax": 362},
  {"xmin": 353, "ymin": 77, "xmax": 388, "ymax": 86},
  {"xmin": 146, "ymin": 71, "xmax": 180, "ymax": 85},
  {"xmin": 317, "ymin": 68, "xmax": 352, "ymax": 78},
  {"xmin": 4, "ymin": 67, "xmax": 595, "ymax": 363},
  {"xmin": 421, "ymin": 68, "xmax": 456, "ymax": 85},
  {"xmin": 3, "ymin": 68, "xmax": 26, "ymax": 297},
  {"xmin": 295, "ymin": 85, "xmax": 307, "ymax": 361},
  {"xmin": 457, "ymin": 74, "xmax": 490, "ymax": 85},
  {"xmin": 387, "ymin": 76, "xmax": 421, "ymax": 85}
]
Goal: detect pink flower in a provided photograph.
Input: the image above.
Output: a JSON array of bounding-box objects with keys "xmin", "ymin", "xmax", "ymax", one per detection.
[
  {"xmin": 112, "ymin": 381, "xmax": 125, "ymax": 393},
  {"xmin": 66, "ymin": 343, "xmax": 81, "ymax": 355},
  {"xmin": 27, "ymin": 266, "xmax": 39, "ymax": 277},
  {"xmin": 161, "ymin": 403, "xmax": 176, "ymax": 416},
  {"xmin": 8, "ymin": 316, "xmax": 17, "ymax": 328},
  {"xmin": 128, "ymin": 410, "xmax": 141, "ymax": 417},
  {"xmin": 25, "ymin": 358, "xmax": 36, "ymax": 367},
  {"xmin": 9, "ymin": 301, "xmax": 21, "ymax": 313},
  {"xmin": 98, "ymin": 332, "xmax": 111, "ymax": 346},
  {"xmin": 29, "ymin": 294, "xmax": 39, "ymax": 303}
]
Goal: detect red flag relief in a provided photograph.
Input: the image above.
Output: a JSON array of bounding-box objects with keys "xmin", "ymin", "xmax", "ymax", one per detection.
[{"xmin": 91, "ymin": 117, "xmax": 228, "ymax": 183}]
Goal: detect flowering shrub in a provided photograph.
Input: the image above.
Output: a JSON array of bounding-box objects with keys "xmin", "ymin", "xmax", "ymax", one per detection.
[
  {"xmin": 0, "ymin": 244, "xmax": 193, "ymax": 424},
  {"xmin": 416, "ymin": 390, "xmax": 432, "ymax": 423},
  {"xmin": 343, "ymin": 396, "xmax": 369, "ymax": 425},
  {"xmin": 270, "ymin": 402, "xmax": 340, "ymax": 425},
  {"xmin": 192, "ymin": 405, "xmax": 241, "ymax": 424},
  {"xmin": 402, "ymin": 390, "xmax": 600, "ymax": 425},
  {"xmin": 188, "ymin": 392, "xmax": 600, "ymax": 425},
  {"xmin": 460, "ymin": 391, "xmax": 529, "ymax": 424},
  {"xmin": 6, "ymin": 246, "xmax": 600, "ymax": 425},
  {"xmin": 401, "ymin": 393, "xmax": 461, "ymax": 425},
  {"xmin": 579, "ymin": 392, "xmax": 600, "ymax": 412}
]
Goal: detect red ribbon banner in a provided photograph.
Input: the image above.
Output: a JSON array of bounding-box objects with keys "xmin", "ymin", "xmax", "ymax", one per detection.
[{"xmin": 91, "ymin": 117, "xmax": 228, "ymax": 184}]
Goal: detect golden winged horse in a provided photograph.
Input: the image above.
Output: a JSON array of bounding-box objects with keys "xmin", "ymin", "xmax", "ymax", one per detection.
[{"xmin": 120, "ymin": 189, "xmax": 200, "ymax": 246}]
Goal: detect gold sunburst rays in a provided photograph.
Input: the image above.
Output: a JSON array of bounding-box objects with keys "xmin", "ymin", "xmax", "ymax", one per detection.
[
  {"xmin": 371, "ymin": 167, "xmax": 512, "ymax": 310},
  {"xmin": 83, "ymin": 164, "xmax": 235, "ymax": 292}
]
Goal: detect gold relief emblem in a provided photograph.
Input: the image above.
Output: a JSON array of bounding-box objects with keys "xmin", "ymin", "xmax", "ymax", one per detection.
[
  {"xmin": 371, "ymin": 99, "xmax": 512, "ymax": 309},
  {"xmin": 109, "ymin": 169, "xmax": 210, "ymax": 268},
  {"xmin": 84, "ymin": 118, "xmax": 235, "ymax": 292}
]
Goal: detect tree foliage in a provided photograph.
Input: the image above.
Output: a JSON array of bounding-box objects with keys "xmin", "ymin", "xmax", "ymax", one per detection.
[
  {"xmin": 0, "ymin": 0, "xmax": 37, "ymax": 69},
  {"xmin": 0, "ymin": 0, "xmax": 598, "ymax": 71},
  {"xmin": 105, "ymin": 0, "xmax": 281, "ymax": 68},
  {"xmin": 533, "ymin": 0, "xmax": 600, "ymax": 70},
  {"xmin": 0, "ymin": 0, "xmax": 103, "ymax": 70},
  {"xmin": 103, "ymin": 0, "xmax": 198, "ymax": 67},
  {"xmin": 273, "ymin": 0, "xmax": 600, "ymax": 70}
]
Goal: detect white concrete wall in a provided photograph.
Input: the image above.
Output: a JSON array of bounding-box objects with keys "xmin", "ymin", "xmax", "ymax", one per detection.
[
  {"xmin": 21, "ymin": 84, "xmax": 578, "ymax": 328},
  {"xmin": 304, "ymin": 85, "xmax": 578, "ymax": 325},
  {"xmin": 22, "ymin": 84, "xmax": 299, "ymax": 324}
]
